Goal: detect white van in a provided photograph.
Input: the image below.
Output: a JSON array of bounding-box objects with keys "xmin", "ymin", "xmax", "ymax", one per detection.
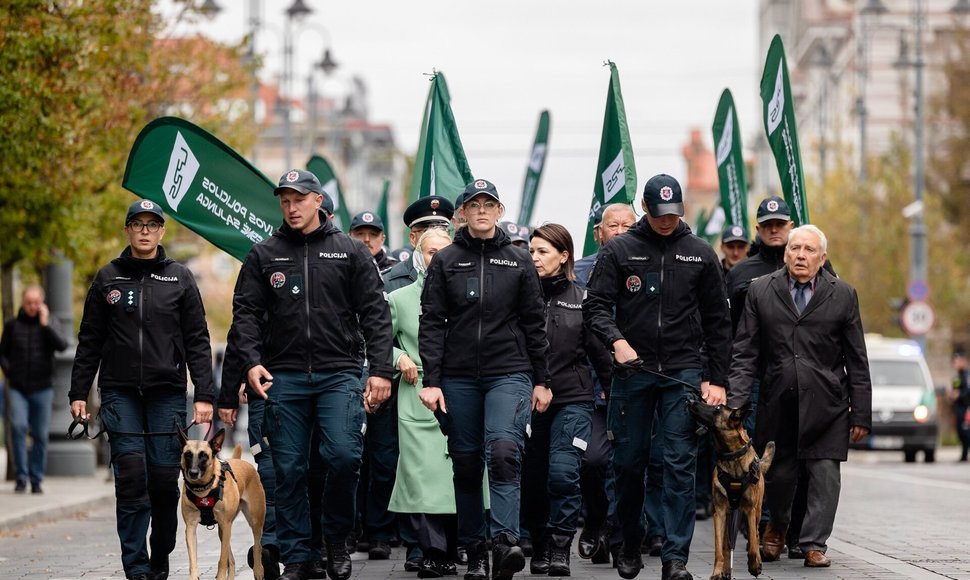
[{"xmin": 850, "ymin": 334, "xmax": 939, "ymax": 462}]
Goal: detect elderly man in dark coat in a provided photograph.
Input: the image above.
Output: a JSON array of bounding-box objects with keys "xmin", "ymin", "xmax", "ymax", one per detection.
[{"xmin": 728, "ymin": 224, "xmax": 871, "ymax": 569}]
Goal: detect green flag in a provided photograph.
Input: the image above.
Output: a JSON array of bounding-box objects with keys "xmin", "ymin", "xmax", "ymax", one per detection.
[
  {"xmin": 583, "ymin": 62, "xmax": 638, "ymax": 257},
  {"xmin": 761, "ymin": 34, "xmax": 809, "ymax": 226},
  {"xmin": 306, "ymin": 154, "xmax": 352, "ymax": 231},
  {"xmin": 518, "ymin": 110, "xmax": 550, "ymax": 226},
  {"xmin": 378, "ymin": 179, "xmax": 390, "ymax": 241},
  {"xmin": 408, "ymin": 72, "xmax": 474, "ymax": 205},
  {"xmin": 122, "ymin": 116, "xmax": 278, "ymax": 262},
  {"xmin": 711, "ymin": 89, "xmax": 750, "ymax": 238}
]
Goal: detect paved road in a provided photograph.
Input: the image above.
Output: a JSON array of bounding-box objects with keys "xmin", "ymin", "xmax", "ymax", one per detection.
[{"xmin": 0, "ymin": 449, "xmax": 967, "ymax": 579}]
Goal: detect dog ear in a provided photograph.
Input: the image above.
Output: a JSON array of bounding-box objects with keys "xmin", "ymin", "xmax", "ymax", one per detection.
[
  {"xmin": 209, "ymin": 428, "xmax": 226, "ymax": 455},
  {"xmin": 731, "ymin": 401, "xmax": 754, "ymax": 425},
  {"xmin": 177, "ymin": 424, "xmax": 189, "ymax": 448}
]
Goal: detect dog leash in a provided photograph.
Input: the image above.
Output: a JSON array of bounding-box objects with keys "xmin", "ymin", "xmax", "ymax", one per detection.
[{"xmin": 68, "ymin": 416, "xmax": 211, "ymax": 441}]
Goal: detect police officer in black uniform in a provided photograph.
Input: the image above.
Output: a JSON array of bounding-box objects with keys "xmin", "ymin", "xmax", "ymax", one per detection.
[
  {"xmin": 383, "ymin": 196, "xmax": 455, "ymax": 295},
  {"xmin": 225, "ymin": 169, "xmax": 393, "ymax": 580},
  {"xmin": 418, "ymin": 179, "xmax": 548, "ymax": 580},
  {"xmin": 349, "ymin": 211, "xmax": 397, "ymax": 272},
  {"xmin": 584, "ymin": 174, "xmax": 732, "ymax": 580},
  {"xmin": 70, "ymin": 199, "xmax": 215, "ymax": 580}
]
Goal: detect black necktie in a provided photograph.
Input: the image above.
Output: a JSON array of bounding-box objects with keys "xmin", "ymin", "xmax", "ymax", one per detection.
[{"xmin": 794, "ymin": 282, "xmax": 810, "ymax": 314}]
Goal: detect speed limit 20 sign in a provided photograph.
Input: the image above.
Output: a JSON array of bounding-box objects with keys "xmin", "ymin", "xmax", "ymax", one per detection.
[{"xmin": 900, "ymin": 300, "xmax": 935, "ymax": 336}]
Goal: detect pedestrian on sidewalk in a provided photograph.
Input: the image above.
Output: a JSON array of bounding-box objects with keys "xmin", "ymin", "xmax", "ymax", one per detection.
[
  {"xmin": 950, "ymin": 350, "xmax": 970, "ymax": 462},
  {"xmin": 0, "ymin": 285, "xmax": 68, "ymax": 494},
  {"xmin": 69, "ymin": 199, "xmax": 215, "ymax": 580}
]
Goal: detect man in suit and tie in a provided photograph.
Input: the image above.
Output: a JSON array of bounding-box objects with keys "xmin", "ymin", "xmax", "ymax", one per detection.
[{"xmin": 727, "ymin": 224, "xmax": 872, "ymax": 569}]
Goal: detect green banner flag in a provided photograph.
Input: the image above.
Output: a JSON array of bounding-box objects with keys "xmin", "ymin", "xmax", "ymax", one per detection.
[
  {"xmin": 306, "ymin": 154, "xmax": 352, "ymax": 231},
  {"xmin": 408, "ymin": 72, "xmax": 474, "ymax": 205},
  {"xmin": 378, "ymin": 179, "xmax": 390, "ymax": 241},
  {"xmin": 712, "ymin": 89, "xmax": 750, "ymax": 238},
  {"xmin": 122, "ymin": 116, "xmax": 278, "ymax": 262},
  {"xmin": 583, "ymin": 62, "xmax": 638, "ymax": 257},
  {"xmin": 761, "ymin": 34, "xmax": 809, "ymax": 226},
  {"xmin": 517, "ymin": 110, "xmax": 550, "ymax": 226}
]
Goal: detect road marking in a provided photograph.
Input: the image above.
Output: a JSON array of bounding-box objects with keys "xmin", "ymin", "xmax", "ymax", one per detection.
[
  {"xmin": 829, "ymin": 538, "xmax": 950, "ymax": 579},
  {"xmin": 845, "ymin": 465, "xmax": 970, "ymax": 492}
]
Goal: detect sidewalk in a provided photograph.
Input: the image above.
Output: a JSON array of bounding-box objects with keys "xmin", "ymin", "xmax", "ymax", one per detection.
[{"xmin": 0, "ymin": 448, "xmax": 115, "ymax": 533}]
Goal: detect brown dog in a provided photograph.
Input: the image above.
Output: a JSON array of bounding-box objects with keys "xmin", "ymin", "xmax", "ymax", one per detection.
[
  {"xmin": 178, "ymin": 427, "xmax": 266, "ymax": 580},
  {"xmin": 688, "ymin": 401, "xmax": 775, "ymax": 580}
]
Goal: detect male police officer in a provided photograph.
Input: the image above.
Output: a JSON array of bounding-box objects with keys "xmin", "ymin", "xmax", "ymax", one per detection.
[
  {"xmin": 719, "ymin": 225, "xmax": 750, "ymax": 275},
  {"xmin": 584, "ymin": 174, "xmax": 732, "ymax": 580},
  {"xmin": 383, "ymin": 196, "xmax": 455, "ymax": 294},
  {"xmin": 226, "ymin": 169, "xmax": 393, "ymax": 580},
  {"xmin": 349, "ymin": 211, "xmax": 397, "ymax": 272}
]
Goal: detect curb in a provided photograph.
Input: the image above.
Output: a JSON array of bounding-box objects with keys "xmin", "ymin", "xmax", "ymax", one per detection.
[{"xmin": 0, "ymin": 493, "xmax": 115, "ymax": 534}]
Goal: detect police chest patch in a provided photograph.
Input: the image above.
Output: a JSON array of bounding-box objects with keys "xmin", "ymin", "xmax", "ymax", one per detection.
[
  {"xmin": 556, "ymin": 300, "xmax": 582, "ymax": 310},
  {"xmin": 675, "ymin": 254, "xmax": 702, "ymax": 263},
  {"xmin": 106, "ymin": 289, "xmax": 122, "ymax": 305},
  {"xmin": 270, "ymin": 272, "xmax": 286, "ymax": 289},
  {"xmin": 626, "ymin": 275, "xmax": 642, "ymax": 293},
  {"xmin": 489, "ymin": 258, "xmax": 518, "ymax": 267},
  {"xmin": 320, "ymin": 252, "xmax": 348, "ymax": 259}
]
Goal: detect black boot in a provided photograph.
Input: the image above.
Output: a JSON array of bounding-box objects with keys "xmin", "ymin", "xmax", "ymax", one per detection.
[
  {"xmin": 529, "ymin": 536, "xmax": 551, "ymax": 575},
  {"xmin": 463, "ymin": 541, "xmax": 489, "ymax": 580},
  {"xmin": 279, "ymin": 562, "xmax": 310, "ymax": 580},
  {"xmin": 661, "ymin": 560, "xmax": 692, "ymax": 580},
  {"xmin": 147, "ymin": 553, "xmax": 168, "ymax": 580},
  {"xmin": 616, "ymin": 539, "xmax": 644, "ymax": 580},
  {"xmin": 326, "ymin": 542, "xmax": 352, "ymax": 580},
  {"xmin": 250, "ymin": 545, "xmax": 283, "ymax": 580},
  {"xmin": 491, "ymin": 533, "xmax": 525, "ymax": 580},
  {"xmin": 306, "ymin": 555, "xmax": 327, "ymax": 580},
  {"xmin": 547, "ymin": 534, "xmax": 572, "ymax": 577}
]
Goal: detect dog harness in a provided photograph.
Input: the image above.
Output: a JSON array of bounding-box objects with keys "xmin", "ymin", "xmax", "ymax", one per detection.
[
  {"xmin": 185, "ymin": 461, "xmax": 236, "ymax": 528},
  {"xmin": 715, "ymin": 440, "xmax": 762, "ymax": 511}
]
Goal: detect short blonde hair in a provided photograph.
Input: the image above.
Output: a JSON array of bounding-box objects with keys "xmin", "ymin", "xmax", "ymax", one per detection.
[{"xmin": 415, "ymin": 227, "xmax": 453, "ymax": 254}]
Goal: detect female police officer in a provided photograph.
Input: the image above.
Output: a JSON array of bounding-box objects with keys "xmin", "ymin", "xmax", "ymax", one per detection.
[
  {"xmin": 521, "ymin": 223, "xmax": 613, "ymax": 577},
  {"xmin": 418, "ymin": 179, "xmax": 548, "ymax": 580},
  {"xmin": 70, "ymin": 199, "xmax": 215, "ymax": 580}
]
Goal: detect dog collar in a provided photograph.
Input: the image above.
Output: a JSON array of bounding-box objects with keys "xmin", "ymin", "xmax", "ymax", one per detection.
[{"xmin": 716, "ymin": 439, "xmax": 752, "ymax": 461}]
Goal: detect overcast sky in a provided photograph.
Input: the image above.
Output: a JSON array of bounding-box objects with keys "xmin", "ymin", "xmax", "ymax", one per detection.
[{"xmin": 162, "ymin": 0, "xmax": 762, "ymax": 241}]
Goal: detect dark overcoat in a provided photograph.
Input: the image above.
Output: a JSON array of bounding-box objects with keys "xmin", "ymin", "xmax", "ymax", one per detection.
[{"xmin": 728, "ymin": 267, "xmax": 872, "ymax": 460}]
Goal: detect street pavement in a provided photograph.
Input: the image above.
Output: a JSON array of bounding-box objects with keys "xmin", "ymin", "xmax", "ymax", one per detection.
[{"xmin": 0, "ymin": 447, "xmax": 968, "ymax": 579}]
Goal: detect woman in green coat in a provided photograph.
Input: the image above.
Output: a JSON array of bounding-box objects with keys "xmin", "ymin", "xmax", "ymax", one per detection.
[{"xmin": 388, "ymin": 227, "xmax": 459, "ymax": 578}]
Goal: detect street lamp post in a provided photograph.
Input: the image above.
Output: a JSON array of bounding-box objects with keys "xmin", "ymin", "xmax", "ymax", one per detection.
[
  {"xmin": 858, "ymin": 0, "xmax": 889, "ymax": 182},
  {"xmin": 282, "ymin": 0, "xmax": 312, "ymax": 169},
  {"xmin": 910, "ymin": 0, "xmax": 928, "ymax": 346}
]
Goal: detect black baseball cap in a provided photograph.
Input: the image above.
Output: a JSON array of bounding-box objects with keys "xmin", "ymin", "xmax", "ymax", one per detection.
[
  {"xmin": 125, "ymin": 199, "xmax": 165, "ymax": 226},
  {"xmin": 350, "ymin": 211, "xmax": 385, "ymax": 233},
  {"xmin": 591, "ymin": 205, "xmax": 606, "ymax": 227},
  {"xmin": 500, "ymin": 221, "xmax": 530, "ymax": 243},
  {"xmin": 461, "ymin": 179, "xmax": 500, "ymax": 204},
  {"xmin": 322, "ymin": 192, "xmax": 335, "ymax": 215},
  {"xmin": 403, "ymin": 196, "xmax": 455, "ymax": 228},
  {"xmin": 721, "ymin": 225, "xmax": 748, "ymax": 244},
  {"xmin": 643, "ymin": 174, "xmax": 684, "ymax": 218},
  {"xmin": 274, "ymin": 169, "xmax": 322, "ymax": 196},
  {"xmin": 756, "ymin": 196, "xmax": 791, "ymax": 223}
]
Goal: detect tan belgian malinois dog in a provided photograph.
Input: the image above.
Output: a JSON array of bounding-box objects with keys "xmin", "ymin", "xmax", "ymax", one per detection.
[
  {"xmin": 688, "ymin": 400, "xmax": 775, "ymax": 580},
  {"xmin": 178, "ymin": 427, "xmax": 266, "ymax": 580}
]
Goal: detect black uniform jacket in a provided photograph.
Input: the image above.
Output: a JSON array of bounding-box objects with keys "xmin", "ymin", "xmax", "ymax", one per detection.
[
  {"xmin": 541, "ymin": 274, "xmax": 613, "ymax": 405},
  {"xmin": 728, "ymin": 268, "xmax": 872, "ymax": 460},
  {"xmin": 70, "ymin": 246, "xmax": 215, "ymax": 403},
  {"xmin": 584, "ymin": 219, "xmax": 732, "ymax": 386},
  {"xmin": 227, "ymin": 214, "xmax": 393, "ymax": 381},
  {"xmin": 419, "ymin": 226, "xmax": 548, "ymax": 388},
  {"xmin": 1, "ymin": 308, "xmax": 68, "ymax": 393}
]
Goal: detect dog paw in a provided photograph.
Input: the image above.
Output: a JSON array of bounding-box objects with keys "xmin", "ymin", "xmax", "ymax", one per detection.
[{"xmin": 748, "ymin": 562, "xmax": 763, "ymax": 577}]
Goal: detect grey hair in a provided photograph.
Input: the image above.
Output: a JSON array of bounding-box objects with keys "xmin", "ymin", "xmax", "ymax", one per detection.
[
  {"xmin": 787, "ymin": 224, "xmax": 827, "ymax": 253},
  {"xmin": 600, "ymin": 203, "xmax": 636, "ymax": 224}
]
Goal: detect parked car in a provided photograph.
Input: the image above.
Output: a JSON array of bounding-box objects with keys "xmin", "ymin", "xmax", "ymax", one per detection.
[{"xmin": 851, "ymin": 334, "xmax": 938, "ymax": 462}]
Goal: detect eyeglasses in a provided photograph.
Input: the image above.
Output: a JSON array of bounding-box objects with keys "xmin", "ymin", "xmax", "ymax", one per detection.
[
  {"xmin": 127, "ymin": 220, "xmax": 163, "ymax": 233},
  {"xmin": 465, "ymin": 200, "xmax": 499, "ymax": 212}
]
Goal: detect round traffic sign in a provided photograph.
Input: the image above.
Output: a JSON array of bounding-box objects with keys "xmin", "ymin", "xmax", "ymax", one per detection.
[
  {"xmin": 900, "ymin": 300, "xmax": 935, "ymax": 336},
  {"xmin": 907, "ymin": 280, "xmax": 929, "ymax": 302}
]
